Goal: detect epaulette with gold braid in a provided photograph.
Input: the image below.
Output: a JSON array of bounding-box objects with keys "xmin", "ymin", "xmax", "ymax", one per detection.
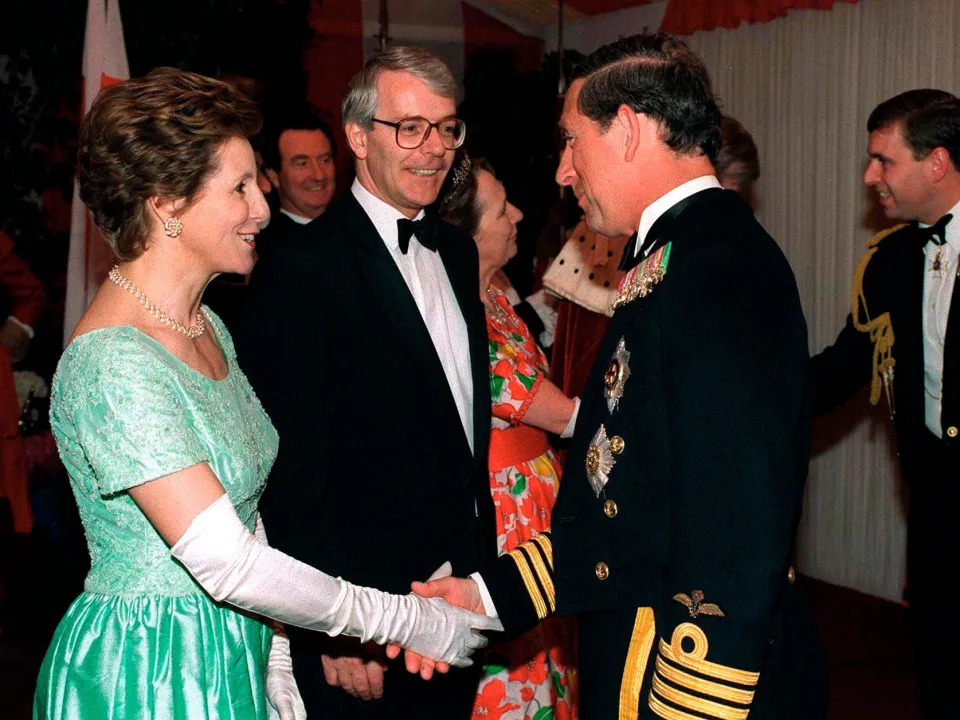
[{"xmin": 851, "ymin": 224, "xmax": 908, "ymax": 409}]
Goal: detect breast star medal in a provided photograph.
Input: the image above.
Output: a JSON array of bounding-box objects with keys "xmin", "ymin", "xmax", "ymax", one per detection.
[
  {"xmin": 672, "ymin": 589, "xmax": 725, "ymax": 619},
  {"xmin": 604, "ymin": 337, "xmax": 631, "ymax": 414},
  {"xmin": 586, "ymin": 424, "xmax": 617, "ymax": 497}
]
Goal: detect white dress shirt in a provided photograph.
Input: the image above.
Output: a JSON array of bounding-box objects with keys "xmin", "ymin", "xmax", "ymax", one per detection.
[
  {"xmin": 921, "ymin": 199, "xmax": 960, "ymax": 437},
  {"xmin": 351, "ymin": 179, "xmax": 475, "ymax": 453},
  {"xmin": 634, "ymin": 175, "xmax": 722, "ymax": 258}
]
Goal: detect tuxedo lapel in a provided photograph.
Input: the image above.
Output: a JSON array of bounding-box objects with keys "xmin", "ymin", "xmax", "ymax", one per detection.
[
  {"xmin": 941, "ymin": 255, "xmax": 960, "ymax": 386},
  {"xmin": 340, "ymin": 195, "xmax": 479, "ymax": 460},
  {"xmin": 437, "ymin": 226, "xmax": 489, "ymax": 458},
  {"xmin": 341, "ymin": 195, "xmax": 467, "ymax": 418},
  {"xmin": 894, "ymin": 232, "xmax": 928, "ymax": 413}
]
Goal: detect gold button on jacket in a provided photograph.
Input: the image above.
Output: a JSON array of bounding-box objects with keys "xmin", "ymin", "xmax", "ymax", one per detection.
[
  {"xmin": 595, "ymin": 561, "xmax": 610, "ymax": 580},
  {"xmin": 609, "ymin": 435, "xmax": 625, "ymax": 455},
  {"xmin": 948, "ymin": 426, "xmax": 958, "ymax": 438},
  {"xmin": 603, "ymin": 499, "xmax": 618, "ymax": 518}
]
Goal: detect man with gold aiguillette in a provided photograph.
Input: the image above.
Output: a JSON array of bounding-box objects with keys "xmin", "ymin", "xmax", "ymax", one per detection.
[{"xmin": 812, "ymin": 89, "xmax": 960, "ymax": 720}]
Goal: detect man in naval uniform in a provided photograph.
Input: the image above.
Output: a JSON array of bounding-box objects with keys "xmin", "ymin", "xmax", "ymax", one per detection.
[
  {"xmin": 811, "ymin": 89, "xmax": 960, "ymax": 719},
  {"xmin": 413, "ymin": 32, "xmax": 826, "ymax": 720}
]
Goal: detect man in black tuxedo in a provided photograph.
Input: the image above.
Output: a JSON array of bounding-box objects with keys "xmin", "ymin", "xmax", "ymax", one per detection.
[
  {"xmin": 232, "ymin": 47, "xmax": 495, "ymax": 719},
  {"xmin": 811, "ymin": 89, "xmax": 960, "ymax": 719},
  {"xmin": 205, "ymin": 109, "xmax": 337, "ymax": 329},
  {"xmin": 416, "ymin": 33, "xmax": 825, "ymax": 720},
  {"xmin": 260, "ymin": 109, "xmax": 337, "ymax": 225}
]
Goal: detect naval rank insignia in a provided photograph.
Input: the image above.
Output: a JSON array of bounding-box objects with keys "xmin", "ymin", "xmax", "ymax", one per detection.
[
  {"xmin": 586, "ymin": 424, "xmax": 617, "ymax": 497},
  {"xmin": 604, "ymin": 337, "xmax": 631, "ymax": 414},
  {"xmin": 611, "ymin": 241, "xmax": 672, "ymax": 312}
]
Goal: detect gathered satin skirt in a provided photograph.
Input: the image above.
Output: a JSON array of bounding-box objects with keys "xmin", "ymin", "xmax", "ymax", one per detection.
[{"xmin": 34, "ymin": 592, "xmax": 272, "ymax": 719}]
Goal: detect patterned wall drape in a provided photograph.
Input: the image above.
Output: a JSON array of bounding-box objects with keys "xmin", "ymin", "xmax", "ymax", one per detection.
[
  {"xmin": 662, "ymin": 0, "xmax": 858, "ymax": 35},
  {"xmin": 682, "ymin": 0, "xmax": 960, "ymax": 601}
]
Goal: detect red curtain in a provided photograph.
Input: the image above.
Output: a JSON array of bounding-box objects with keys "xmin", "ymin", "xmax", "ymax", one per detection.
[{"xmin": 661, "ymin": 0, "xmax": 860, "ymax": 35}]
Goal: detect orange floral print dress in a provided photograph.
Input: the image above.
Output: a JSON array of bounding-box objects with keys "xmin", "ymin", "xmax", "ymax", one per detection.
[{"xmin": 472, "ymin": 288, "xmax": 578, "ymax": 720}]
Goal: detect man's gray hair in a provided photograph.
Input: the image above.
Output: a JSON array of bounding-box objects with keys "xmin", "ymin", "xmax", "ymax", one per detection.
[{"xmin": 342, "ymin": 46, "xmax": 458, "ymax": 130}]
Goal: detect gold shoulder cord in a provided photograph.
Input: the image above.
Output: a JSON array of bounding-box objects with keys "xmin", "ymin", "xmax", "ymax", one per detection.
[{"xmin": 850, "ymin": 225, "xmax": 906, "ymax": 413}]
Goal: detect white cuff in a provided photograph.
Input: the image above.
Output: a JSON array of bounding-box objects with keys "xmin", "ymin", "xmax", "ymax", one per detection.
[
  {"xmin": 7, "ymin": 315, "xmax": 34, "ymax": 339},
  {"xmin": 469, "ymin": 572, "xmax": 499, "ymax": 619},
  {"xmin": 560, "ymin": 396, "xmax": 580, "ymax": 439},
  {"xmin": 525, "ymin": 290, "xmax": 558, "ymax": 347}
]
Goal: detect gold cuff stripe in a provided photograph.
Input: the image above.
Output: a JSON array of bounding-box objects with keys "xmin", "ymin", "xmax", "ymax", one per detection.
[
  {"xmin": 651, "ymin": 674, "xmax": 749, "ymax": 720},
  {"xmin": 530, "ymin": 533, "xmax": 554, "ymax": 570},
  {"xmin": 508, "ymin": 549, "xmax": 547, "ymax": 619},
  {"xmin": 655, "ymin": 656, "xmax": 755, "ymax": 706},
  {"xmin": 659, "ymin": 624, "xmax": 759, "ymax": 687},
  {"xmin": 650, "ymin": 693, "xmax": 721, "ymax": 720},
  {"xmin": 618, "ymin": 607, "xmax": 656, "ymax": 720},
  {"xmin": 520, "ymin": 542, "xmax": 556, "ymax": 613}
]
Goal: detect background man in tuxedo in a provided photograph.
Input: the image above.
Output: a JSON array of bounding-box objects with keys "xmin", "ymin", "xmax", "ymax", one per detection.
[
  {"xmin": 261, "ymin": 109, "xmax": 337, "ymax": 224},
  {"xmin": 417, "ymin": 33, "xmax": 825, "ymax": 719},
  {"xmin": 233, "ymin": 47, "xmax": 495, "ymax": 719},
  {"xmin": 812, "ymin": 89, "xmax": 960, "ymax": 719},
  {"xmin": 204, "ymin": 109, "xmax": 337, "ymax": 328}
]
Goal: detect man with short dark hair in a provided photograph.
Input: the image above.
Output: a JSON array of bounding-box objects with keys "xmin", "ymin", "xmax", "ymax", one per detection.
[
  {"xmin": 234, "ymin": 47, "xmax": 495, "ymax": 719},
  {"xmin": 418, "ymin": 32, "xmax": 826, "ymax": 720},
  {"xmin": 204, "ymin": 109, "xmax": 338, "ymax": 329},
  {"xmin": 259, "ymin": 110, "xmax": 337, "ymax": 222},
  {"xmin": 812, "ymin": 88, "xmax": 960, "ymax": 719}
]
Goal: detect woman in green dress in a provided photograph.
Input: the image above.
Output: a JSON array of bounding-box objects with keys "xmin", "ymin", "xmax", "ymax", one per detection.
[{"xmin": 33, "ymin": 68, "xmax": 498, "ymax": 720}]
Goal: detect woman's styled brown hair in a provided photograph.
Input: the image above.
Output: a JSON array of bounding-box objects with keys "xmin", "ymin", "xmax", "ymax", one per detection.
[
  {"xmin": 435, "ymin": 152, "xmax": 494, "ymax": 237},
  {"xmin": 78, "ymin": 67, "xmax": 262, "ymax": 260}
]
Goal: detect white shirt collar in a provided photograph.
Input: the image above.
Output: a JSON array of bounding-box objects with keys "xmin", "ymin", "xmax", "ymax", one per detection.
[
  {"xmin": 920, "ymin": 197, "xmax": 960, "ymax": 257},
  {"xmin": 635, "ymin": 175, "xmax": 722, "ymax": 257},
  {"xmin": 351, "ymin": 178, "xmax": 425, "ymax": 252},
  {"xmin": 279, "ymin": 207, "xmax": 313, "ymax": 225}
]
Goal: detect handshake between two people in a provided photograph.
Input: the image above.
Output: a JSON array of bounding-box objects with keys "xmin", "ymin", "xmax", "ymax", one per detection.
[{"xmin": 322, "ymin": 562, "xmax": 496, "ymax": 701}]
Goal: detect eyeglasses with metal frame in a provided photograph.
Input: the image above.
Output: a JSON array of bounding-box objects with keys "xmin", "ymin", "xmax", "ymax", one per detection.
[{"xmin": 371, "ymin": 116, "xmax": 466, "ymax": 150}]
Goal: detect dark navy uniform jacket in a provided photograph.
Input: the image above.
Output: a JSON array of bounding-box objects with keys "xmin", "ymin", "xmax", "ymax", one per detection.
[{"xmin": 485, "ymin": 188, "xmax": 825, "ymax": 720}]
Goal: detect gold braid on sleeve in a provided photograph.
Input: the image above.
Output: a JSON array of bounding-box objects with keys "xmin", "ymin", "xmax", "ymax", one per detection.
[{"xmin": 850, "ymin": 225, "xmax": 905, "ymax": 408}]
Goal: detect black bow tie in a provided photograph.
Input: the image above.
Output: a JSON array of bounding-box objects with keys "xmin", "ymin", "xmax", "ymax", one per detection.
[
  {"xmin": 921, "ymin": 213, "xmax": 953, "ymax": 246},
  {"xmin": 397, "ymin": 215, "xmax": 440, "ymax": 254},
  {"xmin": 618, "ymin": 189, "xmax": 724, "ymax": 271}
]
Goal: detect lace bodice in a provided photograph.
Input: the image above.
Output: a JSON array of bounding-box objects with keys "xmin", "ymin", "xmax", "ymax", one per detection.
[{"xmin": 50, "ymin": 309, "xmax": 278, "ymax": 597}]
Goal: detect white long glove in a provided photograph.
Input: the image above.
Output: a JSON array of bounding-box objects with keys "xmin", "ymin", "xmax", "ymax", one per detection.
[
  {"xmin": 265, "ymin": 625, "xmax": 307, "ymax": 720},
  {"xmin": 253, "ymin": 515, "xmax": 307, "ymax": 720},
  {"xmin": 171, "ymin": 495, "xmax": 501, "ymax": 667}
]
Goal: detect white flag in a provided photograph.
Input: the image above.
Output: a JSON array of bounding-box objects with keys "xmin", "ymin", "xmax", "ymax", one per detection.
[{"xmin": 63, "ymin": 0, "xmax": 129, "ymax": 346}]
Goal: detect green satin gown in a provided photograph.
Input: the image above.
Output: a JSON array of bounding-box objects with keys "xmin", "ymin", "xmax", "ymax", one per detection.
[{"xmin": 34, "ymin": 309, "xmax": 279, "ymax": 719}]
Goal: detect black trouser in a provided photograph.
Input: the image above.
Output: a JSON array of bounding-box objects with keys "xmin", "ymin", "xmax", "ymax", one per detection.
[{"xmin": 906, "ymin": 469, "xmax": 960, "ymax": 720}]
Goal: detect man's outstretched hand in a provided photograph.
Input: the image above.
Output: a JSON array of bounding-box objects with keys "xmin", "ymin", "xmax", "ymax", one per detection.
[
  {"xmin": 386, "ymin": 575, "xmax": 487, "ymax": 679},
  {"xmin": 412, "ymin": 576, "xmax": 485, "ymax": 615}
]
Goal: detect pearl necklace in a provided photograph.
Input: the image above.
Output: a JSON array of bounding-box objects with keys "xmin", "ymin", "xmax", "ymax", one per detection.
[{"xmin": 108, "ymin": 265, "xmax": 206, "ymax": 339}]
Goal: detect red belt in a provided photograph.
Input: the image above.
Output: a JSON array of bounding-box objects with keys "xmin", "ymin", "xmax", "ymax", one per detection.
[{"xmin": 488, "ymin": 424, "xmax": 550, "ymax": 471}]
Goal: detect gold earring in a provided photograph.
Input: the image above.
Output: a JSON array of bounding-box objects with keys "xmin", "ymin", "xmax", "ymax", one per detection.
[{"xmin": 164, "ymin": 216, "xmax": 184, "ymax": 238}]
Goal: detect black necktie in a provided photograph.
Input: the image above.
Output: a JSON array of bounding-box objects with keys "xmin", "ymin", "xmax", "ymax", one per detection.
[
  {"xmin": 397, "ymin": 215, "xmax": 440, "ymax": 254},
  {"xmin": 922, "ymin": 213, "xmax": 953, "ymax": 246},
  {"xmin": 618, "ymin": 188, "xmax": 724, "ymax": 271}
]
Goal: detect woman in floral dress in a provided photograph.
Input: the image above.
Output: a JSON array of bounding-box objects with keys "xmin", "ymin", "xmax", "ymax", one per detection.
[{"xmin": 439, "ymin": 157, "xmax": 579, "ymax": 720}]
